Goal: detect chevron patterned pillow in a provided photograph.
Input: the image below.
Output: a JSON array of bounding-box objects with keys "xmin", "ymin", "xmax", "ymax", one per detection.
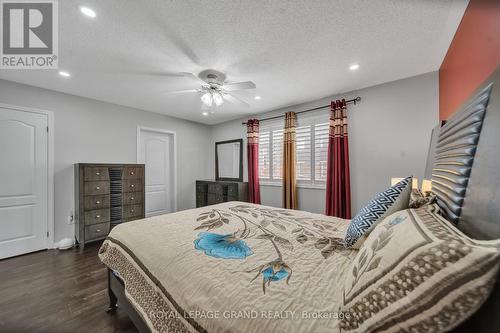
[{"xmin": 344, "ymin": 176, "xmax": 412, "ymax": 248}]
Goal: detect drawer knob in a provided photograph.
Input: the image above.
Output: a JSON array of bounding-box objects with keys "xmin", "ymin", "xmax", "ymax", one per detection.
[
  {"xmin": 96, "ymin": 201, "xmax": 101, "ymax": 204},
  {"xmin": 131, "ymin": 209, "xmax": 134, "ymax": 213},
  {"xmin": 96, "ymin": 186, "xmax": 100, "ymax": 190},
  {"xmin": 131, "ymin": 184, "xmax": 135, "ymax": 188},
  {"xmin": 130, "ymin": 171, "xmax": 135, "ymax": 175},
  {"xmin": 130, "ymin": 197, "xmax": 134, "ymax": 200},
  {"xmin": 96, "ymin": 215, "xmax": 101, "ymax": 218},
  {"xmin": 96, "ymin": 172, "xmax": 100, "ymax": 176},
  {"xmin": 95, "ymin": 229, "xmax": 101, "ymax": 233}
]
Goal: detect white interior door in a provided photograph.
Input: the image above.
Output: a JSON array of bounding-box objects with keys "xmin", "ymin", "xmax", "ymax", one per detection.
[
  {"xmin": 138, "ymin": 129, "xmax": 175, "ymax": 217},
  {"xmin": 0, "ymin": 108, "xmax": 48, "ymax": 259}
]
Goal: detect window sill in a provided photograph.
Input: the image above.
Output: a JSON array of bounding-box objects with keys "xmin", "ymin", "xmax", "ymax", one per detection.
[
  {"xmin": 259, "ymin": 181, "xmax": 281, "ymax": 187},
  {"xmin": 260, "ymin": 182, "xmax": 326, "ymax": 190}
]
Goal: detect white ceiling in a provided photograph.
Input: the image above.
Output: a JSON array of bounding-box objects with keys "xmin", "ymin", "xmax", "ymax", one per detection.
[{"xmin": 0, "ymin": 0, "xmax": 468, "ymax": 125}]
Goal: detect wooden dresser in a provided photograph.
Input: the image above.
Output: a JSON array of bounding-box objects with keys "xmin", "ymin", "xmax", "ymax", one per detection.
[
  {"xmin": 75, "ymin": 163, "xmax": 145, "ymax": 246},
  {"xmin": 196, "ymin": 180, "xmax": 248, "ymax": 208}
]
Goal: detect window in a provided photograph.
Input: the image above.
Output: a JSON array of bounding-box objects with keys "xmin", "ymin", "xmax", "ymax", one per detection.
[
  {"xmin": 314, "ymin": 123, "xmax": 329, "ymax": 182},
  {"xmin": 296, "ymin": 126, "xmax": 311, "ymax": 181},
  {"xmin": 258, "ymin": 119, "xmax": 329, "ymax": 187},
  {"xmin": 258, "ymin": 131, "xmax": 270, "ymax": 179},
  {"xmin": 258, "ymin": 128, "xmax": 283, "ymax": 180},
  {"xmin": 271, "ymin": 129, "xmax": 283, "ymax": 179}
]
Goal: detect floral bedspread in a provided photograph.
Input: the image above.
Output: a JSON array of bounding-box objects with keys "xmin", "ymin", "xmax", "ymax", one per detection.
[{"xmin": 99, "ymin": 202, "xmax": 356, "ymax": 333}]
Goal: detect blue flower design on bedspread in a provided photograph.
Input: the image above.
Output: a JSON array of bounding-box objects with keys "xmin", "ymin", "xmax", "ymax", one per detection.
[
  {"xmin": 194, "ymin": 232, "xmax": 253, "ymax": 259},
  {"xmin": 262, "ymin": 266, "xmax": 289, "ymax": 282},
  {"xmin": 193, "ymin": 205, "xmax": 343, "ymax": 293}
]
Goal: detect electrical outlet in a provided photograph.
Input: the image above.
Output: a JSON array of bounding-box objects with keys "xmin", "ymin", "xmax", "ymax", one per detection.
[{"xmin": 67, "ymin": 212, "xmax": 74, "ymax": 224}]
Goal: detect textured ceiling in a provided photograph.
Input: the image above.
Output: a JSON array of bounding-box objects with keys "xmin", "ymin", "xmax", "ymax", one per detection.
[{"xmin": 0, "ymin": 0, "xmax": 468, "ymax": 124}]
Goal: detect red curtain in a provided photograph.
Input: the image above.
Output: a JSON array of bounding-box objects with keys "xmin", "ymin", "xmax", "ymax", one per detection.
[
  {"xmin": 247, "ymin": 119, "xmax": 261, "ymax": 204},
  {"xmin": 325, "ymin": 100, "xmax": 351, "ymax": 218}
]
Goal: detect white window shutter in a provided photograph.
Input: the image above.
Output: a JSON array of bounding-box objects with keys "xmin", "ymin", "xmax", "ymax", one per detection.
[
  {"xmin": 296, "ymin": 125, "xmax": 312, "ymax": 181},
  {"xmin": 314, "ymin": 123, "xmax": 329, "ymax": 182},
  {"xmin": 272, "ymin": 129, "xmax": 283, "ymax": 180},
  {"xmin": 258, "ymin": 131, "xmax": 270, "ymax": 179},
  {"xmin": 257, "ymin": 119, "xmax": 329, "ymax": 186}
]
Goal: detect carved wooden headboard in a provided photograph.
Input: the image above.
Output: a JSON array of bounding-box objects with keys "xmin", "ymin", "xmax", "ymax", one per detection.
[
  {"xmin": 425, "ymin": 67, "xmax": 500, "ymax": 332},
  {"xmin": 426, "ymin": 69, "xmax": 500, "ymax": 239}
]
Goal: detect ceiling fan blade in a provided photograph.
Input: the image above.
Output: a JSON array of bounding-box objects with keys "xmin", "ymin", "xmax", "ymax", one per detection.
[
  {"xmin": 128, "ymin": 70, "xmax": 187, "ymax": 78},
  {"xmin": 179, "ymin": 72, "xmax": 208, "ymax": 85},
  {"xmin": 223, "ymin": 81, "xmax": 256, "ymax": 91},
  {"xmin": 223, "ymin": 93, "xmax": 250, "ymax": 107},
  {"xmin": 165, "ymin": 89, "xmax": 200, "ymax": 94}
]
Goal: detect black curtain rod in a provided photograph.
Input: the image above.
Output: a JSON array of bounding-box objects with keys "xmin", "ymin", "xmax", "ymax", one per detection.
[{"xmin": 241, "ymin": 96, "xmax": 361, "ymax": 125}]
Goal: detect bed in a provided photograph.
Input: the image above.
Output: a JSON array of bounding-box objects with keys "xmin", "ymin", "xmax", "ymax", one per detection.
[
  {"xmin": 100, "ymin": 202, "xmax": 355, "ymax": 332},
  {"xmin": 99, "ymin": 67, "xmax": 500, "ymax": 333}
]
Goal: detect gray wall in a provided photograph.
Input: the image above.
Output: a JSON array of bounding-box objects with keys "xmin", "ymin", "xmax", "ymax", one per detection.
[
  {"xmin": 209, "ymin": 71, "xmax": 439, "ymax": 214},
  {"xmin": 0, "ymin": 71, "xmax": 438, "ymax": 244},
  {"xmin": 0, "ymin": 79, "xmax": 212, "ymax": 244}
]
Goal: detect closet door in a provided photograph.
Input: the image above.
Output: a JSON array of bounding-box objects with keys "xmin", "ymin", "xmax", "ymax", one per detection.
[
  {"xmin": 0, "ymin": 108, "xmax": 48, "ymax": 259},
  {"xmin": 138, "ymin": 129, "xmax": 175, "ymax": 217}
]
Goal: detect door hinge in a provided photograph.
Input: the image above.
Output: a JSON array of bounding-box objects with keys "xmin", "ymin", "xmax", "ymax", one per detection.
[
  {"xmin": 46, "ymin": 126, "xmax": 49, "ymax": 132},
  {"xmin": 47, "ymin": 231, "xmax": 49, "ymax": 238}
]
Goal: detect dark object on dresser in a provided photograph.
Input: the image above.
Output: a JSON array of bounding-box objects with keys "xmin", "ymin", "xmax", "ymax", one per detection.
[
  {"xmin": 75, "ymin": 163, "xmax": 145, "ymax": 246},
  {"xmin": 196, "ymin": 180, "xmax": 248, "ymax": 207}
]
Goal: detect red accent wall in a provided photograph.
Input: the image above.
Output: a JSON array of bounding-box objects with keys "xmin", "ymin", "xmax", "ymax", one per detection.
[{"xmin": 439, "ymin": 0, "xmax": 500, "ymax": 120}]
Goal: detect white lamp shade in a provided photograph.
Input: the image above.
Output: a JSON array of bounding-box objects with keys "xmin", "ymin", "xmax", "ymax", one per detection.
[
  {"xmin": 201, "ymin": 93, "xmax": 212, "ymax": 106},
  {"xmin": 390, "ymin": 178, "xmax": 403, "ymax": 186},
  {"xmin": 391, "ymin": 177, "xmax": 418, "ymax": 189},
  {"xmin": 421, "ymin": 179, "xmax": 433, "ymax": 193},
  {"xmin": 213, "ymin": 92, "xmax": 223, "ymax": 106}
]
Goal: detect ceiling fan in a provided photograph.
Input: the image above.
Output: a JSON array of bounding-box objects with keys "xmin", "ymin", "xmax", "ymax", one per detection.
[{"xmin": 169, "ymin": 69, "xmax": 256, "ymax": 108}]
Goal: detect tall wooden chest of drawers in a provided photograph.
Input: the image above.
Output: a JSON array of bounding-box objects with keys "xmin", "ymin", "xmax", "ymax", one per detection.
[
  {"xmin": 196, "ymin": 180, "xmax": 248, "ymax": 208},
  {"xmin": 75, "ymin": 163, "xmax": 145, "ymax": 246}
]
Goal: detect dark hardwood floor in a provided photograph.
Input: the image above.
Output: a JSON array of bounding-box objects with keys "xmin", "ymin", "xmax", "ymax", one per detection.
[{"xmin": 0, "ymin": 242, "xmax": 138, "ymax": 333}]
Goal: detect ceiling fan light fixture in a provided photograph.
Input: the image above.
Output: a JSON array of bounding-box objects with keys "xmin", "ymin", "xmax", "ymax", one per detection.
[
  {"xmin": 171, "ymin": 70, "xmax": 255, "ymax": 111},
  {"xmin": 213, "ymin": 92, "xmax": 224, "ymax": 106},
  {"xmin": 201, "ymin": 92, "xmax": 212, "ymax": 107}
]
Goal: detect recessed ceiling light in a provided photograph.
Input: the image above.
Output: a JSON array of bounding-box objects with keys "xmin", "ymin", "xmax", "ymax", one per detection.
[
  {"xmin": 202, "ymin": 112, "xmax": 209, "ymax": 116},
  {"xmin": 255, "ymin": 96, "xmax": 261, "ymax": 100},
  {"xmin": 349, "ymin": 64, "xmax": 360, "ymax": 71},
  {"xmin": 58, "ymin": 71, "xmax": 71, "ymax": 77},
  {"xmin": 80, "ymin": 6, "xmax": 96, "ymax": 18}
]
